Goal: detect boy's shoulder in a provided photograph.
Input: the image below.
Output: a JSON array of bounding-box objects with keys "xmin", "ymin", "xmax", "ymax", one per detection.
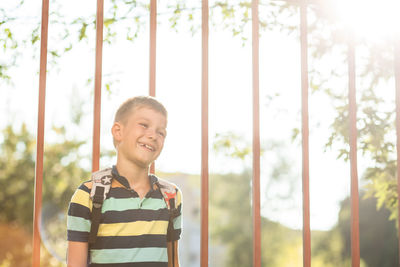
[
  {"xmin": 74, "ymin": 179, "xmax": 92, "ymax": 191},
  {"xmin": 154, "ymin": 175, "xmax": 179, "ymax": 189},
  {"xmin": 152, "ymin": 175, "xmax": 182, "ymax": 197}
]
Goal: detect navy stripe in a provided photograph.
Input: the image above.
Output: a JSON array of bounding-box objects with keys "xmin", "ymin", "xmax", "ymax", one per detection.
[
  {"xmin": 91, "ymin": 262, "xmax": 167, "ymax": 267},
  {"xmin": 108, "ymin": 187, "xmax": 138, "ymax": 198},
  {"xmin": 91, "ymin": 235, "xmax": 167, "ymax": 249},
  {"xmin": 78, "ymin": 182, "xmax": 91, "ymax": 193},
  {"xmin": 68, "ymin": 202, "xmax": 91, "ymax": 219},
  {"xmin": 68, "ymin": 230, "xmax": 89, "ymax": 242},
  {"xmin": 108, "ymin": 187, "xmax": 163, "ymax": 199},
  {"xmin": 102, "ymin": 209, "xmax": 169, "ymax": 223}
]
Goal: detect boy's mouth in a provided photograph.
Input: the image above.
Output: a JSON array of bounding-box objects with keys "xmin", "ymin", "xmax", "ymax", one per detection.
[{"xmin": 139, "ymin": 142, "xmax": 155, "ymax": 152}]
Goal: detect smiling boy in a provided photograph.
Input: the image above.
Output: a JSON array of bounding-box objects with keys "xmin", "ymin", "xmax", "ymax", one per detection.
[{"xmin": 67, "ymin": 96, "xmax": 182, "ymax": 267}]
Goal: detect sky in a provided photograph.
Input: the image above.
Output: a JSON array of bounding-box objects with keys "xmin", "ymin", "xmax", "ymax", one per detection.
[{"xmin": 2, "ymin": 0, "xmax": 399, "ymax": 233}]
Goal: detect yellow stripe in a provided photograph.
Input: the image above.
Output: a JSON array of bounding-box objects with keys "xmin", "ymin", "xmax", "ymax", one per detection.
[
  {"xmin": 98, "ymin": 220, "xmax": 169, "ymax": 236},
  {"xmin": 71, "ymin": 188, "xmax": 92, "ymax": 211}
]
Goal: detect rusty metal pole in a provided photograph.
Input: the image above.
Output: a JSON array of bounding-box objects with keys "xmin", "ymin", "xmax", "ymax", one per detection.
[
  {"xmin": 149, "ymin": 0, "xmax": 156, "ymax": 98},
  {"xmin": 394, "ymin": 35, "xmax": 400, "ymax": 266},
  {"xmin": 201, "ymin": 0, "xmax": 209, "ymax": 265},
  {"xmin": 300, "ymin": 2, "xmax": 311, "ymax": 267},
  {"xmin": 348, "ymin": 35, "xmax": 360, "ymax": 267},
  {"xmin": 92, "ymin": 0, "xmax": 104, "ymax": 172},
  {"xmin": 149, "ymin": 0, "xmax": 157, "ymax": 174},
  {"xmin": 251, "ymin": 0, "xmax": 261, "ymax": 266},
  {"xmin": 32, "ymin": 0, "xmax": 49, "ymax": 266}
]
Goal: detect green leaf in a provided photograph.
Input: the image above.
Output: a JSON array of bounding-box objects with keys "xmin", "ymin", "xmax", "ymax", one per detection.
[{"xmin": 104, "ymin": 18, "xmax": 116, "ymax": 28}]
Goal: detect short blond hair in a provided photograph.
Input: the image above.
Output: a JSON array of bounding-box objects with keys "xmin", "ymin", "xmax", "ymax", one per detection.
[{"xmin": 113, "ymin": 96, "xmax": 167, "ymax": 147}]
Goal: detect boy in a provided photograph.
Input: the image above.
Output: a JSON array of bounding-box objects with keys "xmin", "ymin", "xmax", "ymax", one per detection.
[{"xmin": 67, "ymin": 96, "xmax": 182, "ymax": 267}]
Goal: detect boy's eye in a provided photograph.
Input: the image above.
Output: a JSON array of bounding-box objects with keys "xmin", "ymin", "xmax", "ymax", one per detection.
[
  {"xmin": 158, "ymin": 132, "xmax": 165, "ymax": 138},
  {"xmin": 139, "ymin": 123, "xmax": 148, "ymax": 128}
]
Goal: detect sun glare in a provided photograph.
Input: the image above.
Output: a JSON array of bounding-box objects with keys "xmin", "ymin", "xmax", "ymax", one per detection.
[{"xmin": 332, "ymin": 0, "xmax": 400, "ymax": 42}]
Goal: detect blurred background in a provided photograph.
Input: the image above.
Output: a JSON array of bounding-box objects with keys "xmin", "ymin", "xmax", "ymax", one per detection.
[{"xmin": 1, "ymin": 0, "xmax": 400, "ymax": 266}]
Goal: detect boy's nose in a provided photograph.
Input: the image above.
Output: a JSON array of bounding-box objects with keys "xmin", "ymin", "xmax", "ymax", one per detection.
[{"xmin": 146, "ymin": 128, "xmax": 157, "ymax": 139}]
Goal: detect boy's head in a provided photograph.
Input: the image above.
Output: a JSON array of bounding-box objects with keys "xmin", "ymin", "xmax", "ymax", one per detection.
[
  {"xmin": 114, "ymin": 96, "xmax": 167, "ymax": 126},
  {"xmin": 112, "ymin": 96, "xmax": 168, "ymax": 148},
  {"xmin": 112, "ymin": 96, "xmax": 168, "ymax": 168}
]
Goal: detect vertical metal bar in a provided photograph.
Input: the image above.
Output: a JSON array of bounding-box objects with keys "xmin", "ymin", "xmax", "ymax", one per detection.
[
  {"xmin": 92, "ymin": 0, "xmax": 104, "ymax": 172},
  {"xmin": 201, "ymin": 0, "xmax": 209, "ymax": 265},
  {"xmin": 394, "ymin": 36, "xmax": 400, "ymax": 266},
  {"xmin": 32, "ymin": 0, "xmax": 49, "ymax": 266},
  {"xmin": 348, "ymin": 36, "xmax": 360, "ymax": 267},
  {"xmin": 300, "ymin": 2, "xmax": 311, "ymax": 267},
  {"xmin": 251, "ymin": 0, "xmax": 261, "ymax": 266},
  {"xmin": 149, "ymin": 0, "xmax": 157, "ymax": 174},
  {"xmin": 149, "ymin": 0, "xmax": 156, "ymax": 98}
]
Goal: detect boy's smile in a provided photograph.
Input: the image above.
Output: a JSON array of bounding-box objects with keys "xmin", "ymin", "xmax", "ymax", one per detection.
[
  {"xmin": 138, "ymin": 142, "xmax": 155, "ymax": 151},
  {"xmin": 113, "ymin": 106, "xmax": 167, "ymax": 169}
]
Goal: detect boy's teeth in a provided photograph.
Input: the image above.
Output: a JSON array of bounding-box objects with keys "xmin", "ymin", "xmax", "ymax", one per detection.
[{"xmin": 143, "ymin": 144, "xmax": 154, "ymax": 151}]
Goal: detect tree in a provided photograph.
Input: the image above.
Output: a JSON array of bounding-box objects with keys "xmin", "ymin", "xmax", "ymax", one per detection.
[
  {"xmin": 211, "ymin": 134, "xmax": 305, "ymax": 266},
  {"xmin": 0, "ymin": 123, "xmax": 90, "ymax": 266},
  {"xmin": 209, "ymin": 171, "xmax": 253, "ymax": 266},
  {"xmin": 338, "ymin": 194, "xmax": 398, "ymax": 267},
  {"xmin": 209, "ymin": 170, "xmax": 306, "ymax": 267},
  {"xmin": 3, "ymin": 0, "xmax": 399, "ymax": 244},
  {"xmin": 0, "ymin": 123, "xmax": 89, "ymax": 227},
  {"xmin": 312, "ymin": 193, "xmax": 398, "ymax": 267}
]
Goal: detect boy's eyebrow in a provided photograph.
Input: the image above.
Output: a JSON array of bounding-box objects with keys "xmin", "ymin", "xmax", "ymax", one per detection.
[
  {"xmin": 136, "ymin": 116, "xmax": 149, "ymax": 121},
  {"xmin": 136, "ymin": 117, "xmax": 167, "ymax": 128}
]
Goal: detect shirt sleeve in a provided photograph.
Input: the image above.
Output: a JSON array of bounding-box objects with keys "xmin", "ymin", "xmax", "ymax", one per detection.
[
  {"xmin": 168, "ymin": 187, "xmax": 183, "ymax": 242},
  {"xmin": 67, "ymin": 181, "xmax": 92, "ymax": 242}
]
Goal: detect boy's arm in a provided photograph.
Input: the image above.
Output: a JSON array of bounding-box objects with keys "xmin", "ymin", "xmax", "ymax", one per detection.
[
  {"xmin": 167, "ymin": 185, "xmax": 182, "ymax": 267},
  {"xmin": 67, "ymin": 241, "xmax": 88, "ymax": 267},
  {"xmin": 167, "ymin": 241, "xmax": 180, "ymax": 267},
  {"xmin": 67, "ymin": 182, "xmax": 92, "ymax": 267}
]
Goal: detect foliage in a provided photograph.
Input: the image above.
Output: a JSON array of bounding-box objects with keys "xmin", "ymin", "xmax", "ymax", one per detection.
[
  {"xmin": 338, "ymin": 195, "xmax": 398, "ymax": 267},
  {"xmin": 312, "ymin": 194, "xmax": 398, "ymax": 267},
  {"xmin": 3, "ymin": 1, "xmax": 397, "ymax": 222},
  {"xmin": 0, "ymin": 223, "xmax": 32, "ymax": 267},
  {"xmin": 209, "ymin": 171, "xmax": 253, "ymax": 266},
  {"xmin": 212, "ymin": 129, "xmax": 398, "ymax": 266},
  {"xmin": 304, "ymin": 1, "xmax": 398, "ymax": 222},
  {"xmin": 323, "ymin": 81, "xmax": 399, "ymax": 222},
  {"xmin": 0, "ymin": 0, "xmax": 292, "ymax": 83},
  {"xmin": 2, "ymin": 1, "xmax": 399, "ymax": 263},
  {"xmin": 0, "ymin": 124, "xmax": 90, "ymax": 265},
  {"xmin": 0, "ymin": 123, "xmax": 89, "ymax": 227}
]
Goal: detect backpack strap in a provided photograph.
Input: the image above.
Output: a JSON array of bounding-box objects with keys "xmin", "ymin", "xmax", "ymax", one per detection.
[
  {"xmin": 154, "ymin": 176, "xmax": 181, "ymax": 220},
  {"xmin": 153, "ymin": 176, "xmax": 181, "ymax": 267},
  {"xmin": 88, "ymin": 168, "xmax": 113, "ymax": 244}
]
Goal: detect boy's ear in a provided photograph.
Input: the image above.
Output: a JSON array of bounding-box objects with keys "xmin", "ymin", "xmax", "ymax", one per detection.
[{"xmin": 111, "ymin": 122, "xmax": 123, "ymax": 142}]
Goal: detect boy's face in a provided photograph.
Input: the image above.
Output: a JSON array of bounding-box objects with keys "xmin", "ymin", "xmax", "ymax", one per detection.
[{"xmin": 113, "ymin": 106, "xmax": 167, "ymax": 169}]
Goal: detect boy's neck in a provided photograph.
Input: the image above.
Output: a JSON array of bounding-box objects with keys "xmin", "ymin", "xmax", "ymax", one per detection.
[{"xmin": 116, "ymin": 159, "xmax": 150, "ymax": 189}]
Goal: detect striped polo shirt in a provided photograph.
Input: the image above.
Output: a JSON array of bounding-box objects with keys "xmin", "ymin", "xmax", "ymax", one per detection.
[{"xmin": 67, "ymin": 166, "xmax": 182, "ymax": 267}]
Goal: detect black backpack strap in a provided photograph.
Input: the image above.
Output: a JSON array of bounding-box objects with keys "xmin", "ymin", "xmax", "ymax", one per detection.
[
  {"xmin": 88, "ymin": 168, "xmax": 113, "ymax": 245},
  {"xmin": 89, "ymin": 186, "xmax": 105, "ymax": 244},
  {"xmin": 153, "ymin": 176, "xmax": 181, "ymax": 267}
]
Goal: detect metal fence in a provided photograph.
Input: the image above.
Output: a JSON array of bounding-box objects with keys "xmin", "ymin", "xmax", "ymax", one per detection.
[{"xmin": 32, "ymin": 0, "xmax": 400, "ymax": 266}]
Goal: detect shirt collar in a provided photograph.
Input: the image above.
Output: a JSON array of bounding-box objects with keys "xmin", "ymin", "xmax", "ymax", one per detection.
[{"xmin": 112, "ymin": 165, "xmax": 158, "ymax": 190}]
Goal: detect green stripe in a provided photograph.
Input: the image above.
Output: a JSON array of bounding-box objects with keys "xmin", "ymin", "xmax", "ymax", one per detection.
[
  {"xmin": 91, "ymin": 247, "xmax": 168, "ymax": 263},
  {"xmin": 67, "ymin": 215, "xmax": 91, "ymax": 232},
  {"xmin": 102, "ymin": 198, "xmax": 166, "ymax": 212},
  {"xmin": 173, "ymin": 214, "xmax": 182, "ymax": 230}
]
